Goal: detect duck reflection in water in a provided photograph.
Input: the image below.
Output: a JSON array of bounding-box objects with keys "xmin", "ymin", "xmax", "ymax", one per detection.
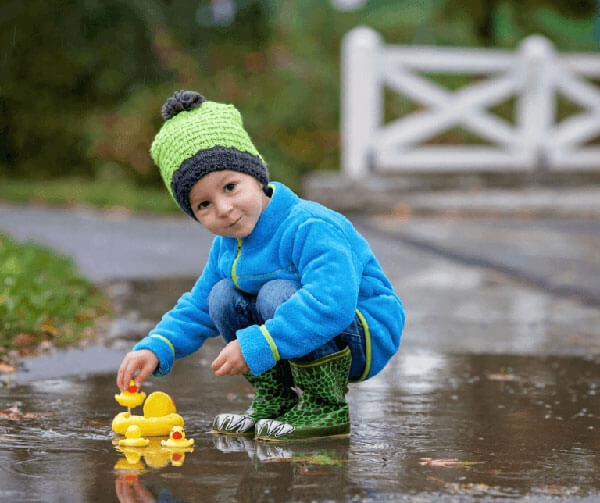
[{"xmin": 113, "ymin": 434, "xmax": 193, "ymax": 503}]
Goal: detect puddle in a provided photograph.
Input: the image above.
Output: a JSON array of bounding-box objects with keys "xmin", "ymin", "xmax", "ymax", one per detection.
[
  {"xmin": 2, "ymin": 275, "xmax": 599, "ymax": 501},
  {"xmin": 1, "ymin": 350, "xmax": 599, "ymax": 502}
]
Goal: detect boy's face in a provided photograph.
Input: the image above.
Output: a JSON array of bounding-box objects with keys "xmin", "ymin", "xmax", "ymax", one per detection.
[{"xmin": 189, "ymin": 170, "xmax": 270, "ymax": 238}]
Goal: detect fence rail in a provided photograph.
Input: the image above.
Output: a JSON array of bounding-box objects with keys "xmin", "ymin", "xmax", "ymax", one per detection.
[{"xmin": 341, "ymin": 27, "xmax": 600, "ymax": 179}]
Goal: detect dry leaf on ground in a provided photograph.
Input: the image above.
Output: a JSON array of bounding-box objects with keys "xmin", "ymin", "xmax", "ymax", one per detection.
[
  {"xmin": 0, "ymin": 363, "xmax": 16, "ymax": 373},
  {"xmin": 420, "ymin": 458, "xmax": 481, "ymax": 467},
  {"xmin": 487, "ymin": 372, "xmax": 519, "ymax": 381},
  {"xmin": 0, "ymin": 406, "xmax": 56, "ymax": 420}
]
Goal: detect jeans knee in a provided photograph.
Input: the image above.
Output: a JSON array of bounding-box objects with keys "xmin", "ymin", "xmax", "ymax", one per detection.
[
  {"xmin": 255, "ymin": 279, "xmax": 299, "ymax": 321},
  {"xmin": 208, "ymin": 279, "xmax": 236, "ymax": 321}
]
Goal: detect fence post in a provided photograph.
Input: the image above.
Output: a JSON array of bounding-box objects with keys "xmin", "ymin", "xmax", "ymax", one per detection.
[
  {"xmin": 341, "ymin": 26, "xmax": 382, "ymax": 179},
  {"xmin": 517, "ymin": 35, "xmax": 556, "ymax": 169}
]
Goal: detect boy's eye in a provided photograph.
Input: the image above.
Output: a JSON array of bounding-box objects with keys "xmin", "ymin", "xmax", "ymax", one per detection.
[
  {"xmin": 197, "ymin": 201, "xmax": 210, "ymax": 210},
  {"xmin": 224, "ymin": 183, "xmax": 236, "ymax": 192}
]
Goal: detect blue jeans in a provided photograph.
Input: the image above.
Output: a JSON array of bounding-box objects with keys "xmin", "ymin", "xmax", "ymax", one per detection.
[{"xmin": 207, "ymin": 279, "xmax": 366, "ymax": 380}]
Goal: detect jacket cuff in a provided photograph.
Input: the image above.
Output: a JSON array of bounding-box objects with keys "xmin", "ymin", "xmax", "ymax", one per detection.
[
  {"xmin": 133, "ymin": 334, "xmax": 175, "ymax": 377},
  {"xmin": 236, "ymin": 324, "xmax": 278, "ymax": 376}
]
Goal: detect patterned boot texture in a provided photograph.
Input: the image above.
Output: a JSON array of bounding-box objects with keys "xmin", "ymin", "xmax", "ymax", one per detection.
[
  {"xmin": 212, "ymin": 360, "xmax": 297, "ymax": 436},
  {"xmin": 255, "ymin": 347, "xmax": 352, "ymax": 441}
]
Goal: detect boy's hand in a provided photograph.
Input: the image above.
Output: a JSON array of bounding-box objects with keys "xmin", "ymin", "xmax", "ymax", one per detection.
[
  {"xmin": 116, "ymin": 349, "xmax": 159, "ymax": 391},
  {"xmin": 212, "ymin": 340, "xmax": 249, "ymax": 376}
]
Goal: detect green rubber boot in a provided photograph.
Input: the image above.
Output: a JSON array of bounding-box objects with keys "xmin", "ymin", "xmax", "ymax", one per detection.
[
  {"xmin": 255, "ymin": 347, "xmax": 352, "ymax": 441},
  {"xmin": 212, "ymin": 360, "xmax": 297, "ymax": 436}
]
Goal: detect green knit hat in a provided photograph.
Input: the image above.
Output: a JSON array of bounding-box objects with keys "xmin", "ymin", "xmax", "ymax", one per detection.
[{"xmin": 150, "ymin": 90, "xmax": 269, "ymax": 218}]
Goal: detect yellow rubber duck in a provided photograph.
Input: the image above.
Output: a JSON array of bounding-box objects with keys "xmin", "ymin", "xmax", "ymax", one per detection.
[
  {"xmin": 161, "ymin": 426, "xmax": 195, "ymax": 448},
  {"xmin": 112, "ymin": 391, "xmax": 184, "ymax": 436},
  {"xmin": 118, "ymin": 425, "xmax": 149, "ymax": 447},
  {"xmin": 114, "ymin": 380, "xmax": 146, "ymax": 410}
]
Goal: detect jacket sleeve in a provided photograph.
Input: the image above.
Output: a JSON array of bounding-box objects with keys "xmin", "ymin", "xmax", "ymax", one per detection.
[
  {"xmin": 237, "ymin": 218, "xmax": 363, "ymax": 375},
  {"xmin": 132, "ymin": 238, "xmax": 223, "ymax": 376}
]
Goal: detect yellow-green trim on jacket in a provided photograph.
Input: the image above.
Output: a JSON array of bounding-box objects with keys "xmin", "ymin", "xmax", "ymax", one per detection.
[
  {"xmin": 350, "ymin": 309, "xmax": 372, "ymax": 383},
  {"xmin": 259, "ymin": 324, "xmax": 280, "ymax": 362}
]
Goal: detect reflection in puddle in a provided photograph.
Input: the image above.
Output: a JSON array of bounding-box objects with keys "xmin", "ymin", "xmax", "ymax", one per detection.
[
  {"xmin": 1, "ymin": 353, "xmax": 600, "ymax": 501},
  {"xmin": 114, "ymin": 474, "xmax": 178, "ymax": 503},
  {"xmin": 113, "ymin": 438, "xmax": 194, "ymax": 472},
  {"xmin": 212, "ymin": 433, "xmax": 349, "ymax": 466}
]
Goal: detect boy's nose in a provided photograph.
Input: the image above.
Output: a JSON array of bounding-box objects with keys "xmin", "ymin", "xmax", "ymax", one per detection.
[{"xmin": 214, "ymin": 199, "xmax": 233, "ymax": 217}]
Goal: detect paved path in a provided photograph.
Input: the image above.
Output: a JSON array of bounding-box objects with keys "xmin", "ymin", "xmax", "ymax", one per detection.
[
  {"xmin": 0, "ymin": 204, "xmax": 213, "ymax": 280},
  {"xmin": 1, "ymin": 202, "xmax": 599, "ymax": 358},
  {"xmin": 367, "ymin": 216, "xmax": 600, "ymax": 304},
  {"xmin": 2, "ymin": 201, "xmax": 600, "ymax": 500}
]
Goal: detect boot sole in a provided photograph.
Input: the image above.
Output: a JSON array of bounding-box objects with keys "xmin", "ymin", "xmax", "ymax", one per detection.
[
  {"xmin": 255, "ymin": 432, "xmax": 350, "ymax": 442},
  {"xmin": 255, "ymin": 423, "xmax": 351, "ymax": 442},
  {"xmin": 211, "ymin": 429, "xmax": 255, "ymax": 437}
]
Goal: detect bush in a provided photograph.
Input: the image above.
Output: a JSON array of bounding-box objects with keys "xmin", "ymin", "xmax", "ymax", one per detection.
[{"xmin": 1, "ymin": 0, "xmax": 596, "ymax": 192}]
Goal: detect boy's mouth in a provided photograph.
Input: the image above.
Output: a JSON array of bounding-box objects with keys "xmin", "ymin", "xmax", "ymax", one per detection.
[{"xmin": 228, "ymin": 217, "xmax": 242, "ymax": 228}]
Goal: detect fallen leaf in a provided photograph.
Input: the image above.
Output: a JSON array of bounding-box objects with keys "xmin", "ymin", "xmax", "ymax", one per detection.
[
  {"xmin": 84, "ymin": 418, "xmax": 111, "ymax": 426},
  {"xmin": 0, "ymin": 406, "xmax": 57, "ymax": 420},
  {"xmin": 420, "ymin": 457, "xmax": 480, "ymax": 467},
  {"xmin": 41, "ymin": 323, "xmax": 60, "ymax": 337},
  {"xmin": 487, "ymin": 372, "xmax": 518, "ymax": 381},
  {"xmin": 13, "ymin": 333, "xmax": 33, "ymax": 347},
  {"xmin": 535, "ymin": 485, "xmax": 582, "ymax": 496},
  {"xmin": 0, "ymin": 363, "xmax": 16, "ymax": 373}
]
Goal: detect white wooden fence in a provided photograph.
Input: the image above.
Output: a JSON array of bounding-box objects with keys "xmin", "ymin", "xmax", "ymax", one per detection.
[{"xmin": 341, "ymin": 26, "xmax": 600, "ymax": 179}]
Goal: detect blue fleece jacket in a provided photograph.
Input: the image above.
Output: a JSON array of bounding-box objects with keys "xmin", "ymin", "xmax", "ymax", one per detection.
[{"xmin": 133, "ymin": 182, "xmax": 404, "ymax": 380}]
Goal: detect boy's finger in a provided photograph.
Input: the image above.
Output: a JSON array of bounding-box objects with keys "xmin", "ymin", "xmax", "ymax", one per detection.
[
  {"xmin": 116, "ymin": 365, "xmax": 124, "ymax": 389},
  {"xmin": 135, "ymin": 364, "xmax": 152, "ymax": 388},
  {"xmin": 117, "ymin": 363, "xmax": 129, "ymax": 391},
  {"xmin": 214, "ymin": 361, "xmax": 229, "ymax": 377},
  {"xmin": 211, "ymin": 353, "xmax": 224, "ymax": 370},
  {"xmin": 123, "ymin": 359, "xmax": 137, "ymax": 389}
]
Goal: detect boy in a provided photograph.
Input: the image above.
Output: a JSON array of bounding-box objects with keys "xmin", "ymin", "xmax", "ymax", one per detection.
[{"xmin": 116, "ymin": 90, "xmax": 405, "ymax": 441}]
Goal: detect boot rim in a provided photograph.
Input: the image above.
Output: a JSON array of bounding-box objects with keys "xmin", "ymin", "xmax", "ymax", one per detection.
[{"xmin": 289, "ymin": 346, "xmax": 351, "ymax": 369}]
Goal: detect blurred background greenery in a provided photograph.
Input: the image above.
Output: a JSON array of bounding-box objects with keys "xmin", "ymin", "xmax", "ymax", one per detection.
[
  {"xmin": 1, "ymin": 0, "xmax": 598, "ymax": 205},
  {"xmin": 0, "ymin": 0, "xmax": 598, "ymax": 362}
]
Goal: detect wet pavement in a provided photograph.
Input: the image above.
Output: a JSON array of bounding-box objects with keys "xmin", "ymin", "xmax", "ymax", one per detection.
[
  {"xmin": 0, "ymin": 341, "xmax": 600, "ymax": 502},
  {"xmin": 2, "ymin": 343, "xmax": 599, "ymax": 502},
  {"xmin": 0, "ymin": 204, "xmax": 213, "ymax": 281},
  {"xmin": 1, "ymin": 204, "xmax": 600, "ymax": 501}
]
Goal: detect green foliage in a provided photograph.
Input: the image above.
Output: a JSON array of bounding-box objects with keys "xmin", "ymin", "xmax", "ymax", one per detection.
[
  {"xmin": 0, "ymin": 0, "xmax": 160, "ymax": 179},
  {"xmin": 0, "ymin": 232, "xmax": 111, "ymax": 361},
  {"xmin": 1, "ymin": 0, "xmax": 598, "ymax": 193},
  {"xmin": 0, "ymin": 178, "xmax": 179, "ymax": 214}
]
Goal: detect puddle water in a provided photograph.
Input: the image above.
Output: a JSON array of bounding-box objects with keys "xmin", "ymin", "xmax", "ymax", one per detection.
[
  {"xmin": 1, "ymin": 348, "xmax": 599, "ymax": 502},
  {"xmin": 2, "ymin": 277, "xmax": 599, "ymax": 501}
]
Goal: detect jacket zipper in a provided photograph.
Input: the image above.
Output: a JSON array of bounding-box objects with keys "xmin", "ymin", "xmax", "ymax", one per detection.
[{"xmin": 231, "ymin": 238, "xmax": 242, "ymax": 288}]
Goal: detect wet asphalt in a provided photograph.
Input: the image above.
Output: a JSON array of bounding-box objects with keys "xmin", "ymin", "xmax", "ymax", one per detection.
[{"xmin": 0, "ymin": 202, "xmax": 599, "ymax": 502}]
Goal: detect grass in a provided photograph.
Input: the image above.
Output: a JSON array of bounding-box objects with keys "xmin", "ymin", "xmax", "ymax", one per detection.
[
  {"xmin": 0, "ymin": 177, "xmax": 177, "ymax": 365},
  {"xmin": 0, "ymin": 177, "xmax": 180, "ymax": 215},
  {"xmin": 0, "ymin": 232, "xmax": 112, "ymax": 364}
]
